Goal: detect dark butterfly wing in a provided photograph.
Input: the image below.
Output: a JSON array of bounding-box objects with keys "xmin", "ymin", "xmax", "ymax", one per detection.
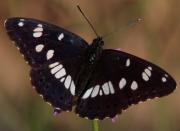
[
  {"xmin": 30, "ymin": 58, "xmax": 81, "ymax": 111},
  {"xmin": 75, "ymin": 49, "xmax": 176, "ymax": 120},
  {"xmin": 5, "ymin": 17, "xmax": 89, "ymax": 111},
  {"xmin": 4, "ymin": 17, "xmax": 88, "ymax": 67}
]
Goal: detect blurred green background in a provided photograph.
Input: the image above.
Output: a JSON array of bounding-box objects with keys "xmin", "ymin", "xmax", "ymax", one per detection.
[{"xmin": 0, "ymin": 0, "xmax": 179, "ymax": 131}]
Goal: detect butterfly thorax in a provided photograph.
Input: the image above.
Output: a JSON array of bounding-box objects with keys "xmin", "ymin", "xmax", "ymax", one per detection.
[
  {"xmin": 85, "ymin": 37, "xmax": 104, "ymax": 65},
  {"xmin": 74, "ymin": 37, "xmax": 104, "ymax": 96}
]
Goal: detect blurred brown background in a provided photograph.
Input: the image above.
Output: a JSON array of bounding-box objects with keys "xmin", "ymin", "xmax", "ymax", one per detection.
[{"xmin": 0, "ymin": 0, "xmax": 180, "ymax": 131}]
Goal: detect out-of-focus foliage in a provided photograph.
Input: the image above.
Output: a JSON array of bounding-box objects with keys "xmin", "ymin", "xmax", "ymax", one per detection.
[{"xmin": 0, "ymin": 0, "xmax": 179, "ymax": 131}]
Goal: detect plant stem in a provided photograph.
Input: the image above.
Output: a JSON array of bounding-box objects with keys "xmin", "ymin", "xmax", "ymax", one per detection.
[{"xmin": 92, "ymin": 120, "xmax": 99, "ymax": 131}]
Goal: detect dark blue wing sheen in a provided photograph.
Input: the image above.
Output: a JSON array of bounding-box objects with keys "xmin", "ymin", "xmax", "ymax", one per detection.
[
  {"xmin": 5, "ymin": 17, "xmax": 89, "ymax": 111},
  {"xmin": 5, "ymin": 17, "xmax": 88, "ymax": 67},
  {"xmin": 75, "ymin": 49, "xmax": 176, "ymax": 120}
]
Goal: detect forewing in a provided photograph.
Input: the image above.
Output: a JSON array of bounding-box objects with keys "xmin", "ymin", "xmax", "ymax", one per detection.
[
  {"xmin": 5, "ymin": 17, "xmax": 88, "ymax": 67},
  {"xmin": 5, "ymin": 17, "xmax": 88, "ymax": 111},
  {"xmin": 75, "ymin": 49, "xmax": 176, "ymax": 120}
]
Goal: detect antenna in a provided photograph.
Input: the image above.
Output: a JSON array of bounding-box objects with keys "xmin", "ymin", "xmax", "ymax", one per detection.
[
  {"xmin": 77, "ymin": 5, "xmax": 99, "ymax": 37},
  {"xmin": 102, "ymin": 18, "xmax": 143, "ymax": 39}
]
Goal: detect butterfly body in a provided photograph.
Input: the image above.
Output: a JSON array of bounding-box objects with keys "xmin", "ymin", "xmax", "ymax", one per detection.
[
  {"xmin": 84, "ymin": 37, "xmax": 104, "ymax": 64},
  {"xmin": 74, "ymin": 37, "xmax": 104, "ymax": 96},
  {"xmin": 5, "ymin": 17, "xmax": 176, "ymax": 120}
]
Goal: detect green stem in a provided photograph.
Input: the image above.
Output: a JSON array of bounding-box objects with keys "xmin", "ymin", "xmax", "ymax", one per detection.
[{"xmin": 92, "ymin": 120, "xmax": 99, "ymax": 131}]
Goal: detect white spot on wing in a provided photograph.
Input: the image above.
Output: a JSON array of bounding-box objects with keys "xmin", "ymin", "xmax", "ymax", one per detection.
[
  {"xmin": 64, "ymin": 75, "xmax": 71, "ymax": 89},
  {"xmin": 60, "ymin": 77, "xmax": 65, "ymax": 82},
  {"xmin": 33, "ymin": 24, "xmax": 43, "ymax": 38},
  {"xmin": 144, "ymin": 68, "xmax": 151, "ymax": 77},
  {"xmin": 99, "ymin": 90, "xmax": 103, "ymax": 96},
  {"xmin": 108, "ymin": 81, "xmax": 115, "ymax": 94},
  {"xmin": 18, "ymin": 22, "xmax": 24, "ymax": 27},
  {"xmin": 33, "ymin": 27, "xmax": 43, "ymax": 32},
  {"xmin": 82, "ymin": 88, "xmax": 93, "ymax": 99},
  {"xmin": 148, "ymin": 66, "xmax": 152, "ymax": 71},
  {"xmin": 162, "ymin": 77, "xmax": 167, "ymax": 83},
  {"xmin": 55, "ymin": 68, "xmax": 66, "ymax": 79},
  {"xmin": 58, "ymin": 33, "xmax": 64, "ymax": 41},
  {"xmin": 35, "ymin": 44, "xmax": 44, "ymax": 52},
  {"xmin": 91, "ymin": 85, "xmax": 100, "ymax": 98},
  {"xmin": 102, "ymin": 82, "xmax": 110, "ymax": 95},
  {"xmin": 20, "ymin": 19, "xmax": 25, "ymax": 21},
  {"xmin": 51, "ymin": 64, "xmax": 63, "ymax": 74},
  {"xmin": 33, "ymin": 32, "xmax": 43, "ymax": 38},
  {"xmin": 131, "ymin": 81, "xmax": 138, "ymax": 90},
  {"xmin": 46, "ymin": 50, "xmax": 54, "ymax": 60},
  {"xmin": 126, "ymin": 58, "xmax": 130, "ymax": 67},
  {"xmin": 70, "ymin": 81, "xmax": 75, "ymax": 95},
  {"xmin": 142, "ymin": 67, "xmax": 152, "ymax": 81},
  {"xmin": 49, "ymin": 62, "xmax": 59, "ymax": 68},
  {"xmin": 37, "ymin": 24, "xmax": 43, "ymax": 27},
  {"xmin": 142, "ymin": 72, "xmax": 149, "ymax": 81},
  {"xmin": 119, "ymin": 78, "xmax": 126, "ymax": 89}
]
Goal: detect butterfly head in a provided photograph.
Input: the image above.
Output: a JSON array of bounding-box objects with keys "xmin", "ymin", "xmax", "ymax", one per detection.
[{"xmin": 92, "ymin": 37, "xmax": 104, "ymax": 47}]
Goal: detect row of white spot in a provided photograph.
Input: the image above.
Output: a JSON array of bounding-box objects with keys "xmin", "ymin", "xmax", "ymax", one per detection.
[
  {"xmin": 125, "ymin": 57, "xmax": 168, "ymax": 83},
  {"xmin": 35, "ymin": 43, "xmax": 55, "ymax": 60},
  {"xmin": 141, "ymin": 66, "xmax": 168, "ymax": 83},
  {"xmin": 34, "ymin": 34, "xmax": 64, "ymax": 60},
  {"xmin": 49, "ymin": 62, "xmax": 75, "ymax": 96},
  {"xmin": 18, "ymin": 19, "xmax": 44, "ymax": 38},
  {"xmin": 82, "ymin": 78, "xmax": 138, "ymax": 99},
  {"xmin": 82, "ymin": 81, "xmax": 115, "ymax": 99},
  {"xmin": 82, "ymin": 72, "xmax": 167, "ymax": 99},
  {"xmin": 82, "ymin": 58, "xmax": 169, "ymax": 99},
  {"xmin": 33, "ymin": 24, "xmax": 43, "ymax": 38},
  {"xmin": 32, "ymin": 24, "xmax": 65, "ymax": 60},
  {"xmin": 142, "ymin": 66, "xmax": 152, "ymax": 81},
  {"xmin": 18, "ymin": 19, "xmax": 65, "ymax": 42},
  {"xmin": 119, "ymin": 78, "xmax": 138, "ymax": 90}
]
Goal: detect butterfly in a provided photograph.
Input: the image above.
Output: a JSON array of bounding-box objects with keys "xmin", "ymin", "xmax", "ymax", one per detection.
[{"xmin": 4, "ymin": 17, "xmax": 176, "ymax": 120}]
